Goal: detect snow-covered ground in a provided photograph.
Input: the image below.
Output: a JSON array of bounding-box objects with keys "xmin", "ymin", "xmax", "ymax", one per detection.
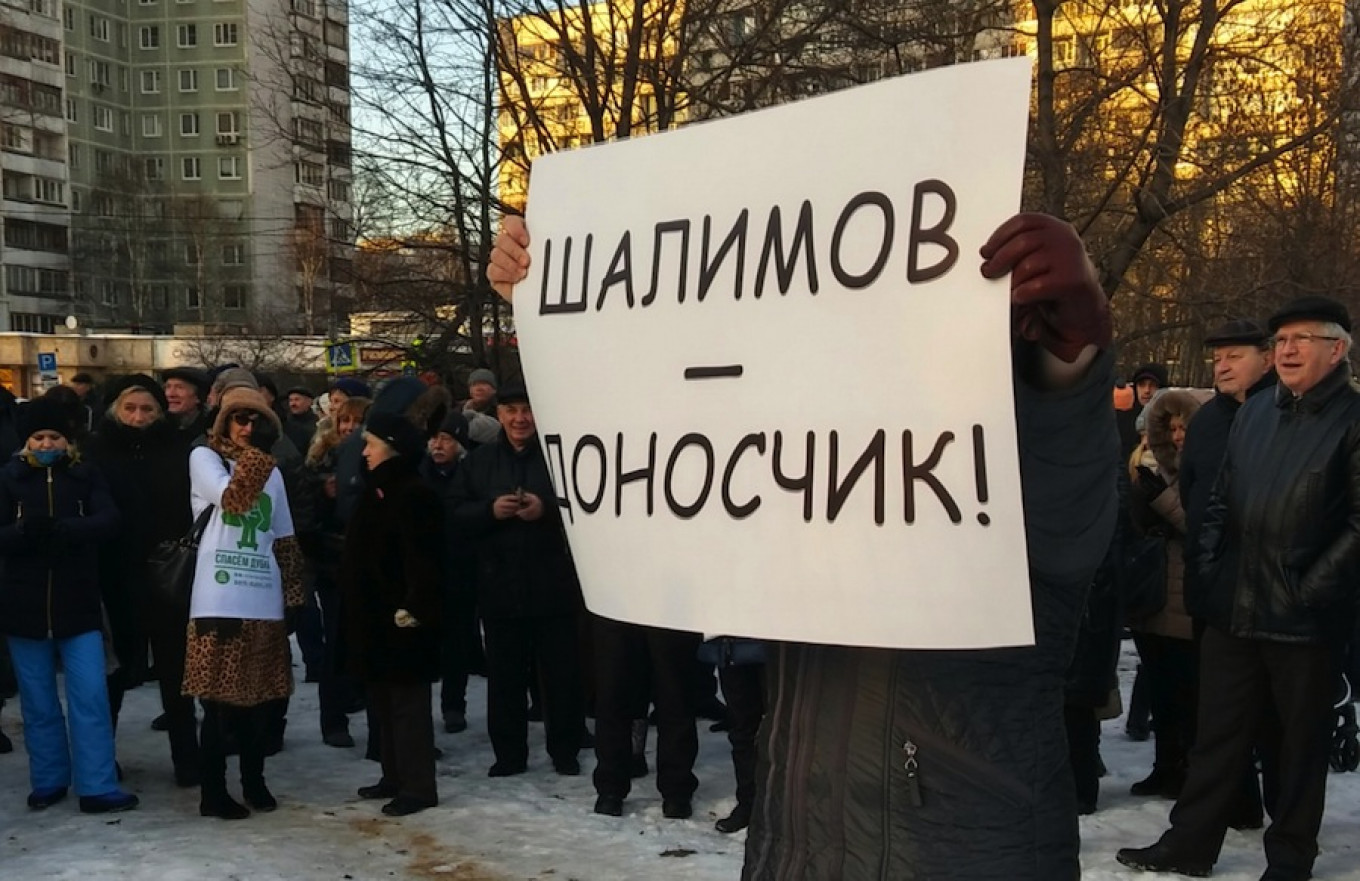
[{"xmin": 2, "ymin": 640, "xmax": 1359, "ymax": 879}]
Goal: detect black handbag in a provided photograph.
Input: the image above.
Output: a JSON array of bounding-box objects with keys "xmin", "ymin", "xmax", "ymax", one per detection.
[{"xmin": 147, "ymin": 504, "xmax": 215, "ymax": 608}]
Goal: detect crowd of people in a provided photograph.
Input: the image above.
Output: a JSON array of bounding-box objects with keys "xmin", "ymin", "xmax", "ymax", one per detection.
[
  {"xmin": 0, "ymin": 361, "xmax": 759, "ymax": 829},
  {"xmin": 0, "ymin": 208, "xmax": 1355, "ymax": 881}
]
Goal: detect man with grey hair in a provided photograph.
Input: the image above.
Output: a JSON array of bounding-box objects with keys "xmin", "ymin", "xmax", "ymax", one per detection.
[{"xmin": 1119, "ymin": 296, "xmax": 1360, "ymax": 881}]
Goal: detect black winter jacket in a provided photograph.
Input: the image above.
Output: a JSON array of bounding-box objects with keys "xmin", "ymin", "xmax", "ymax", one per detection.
[
  {"xmin": 339, "ymin": 456, "xmax": 443, "ymax": 682},
  {"xmin": 83, "ymin": 418, "xmax": 193, "ymax": 671},
  {"xmin": 0, "ymin": 454, "xmax": 120, "ymax": 639},
  {"xmin": 451, "ymin": 434, "xmax": 582, "ymax": 620},
  {"xmin": 1178, "ymin": 372, "xmax": 1275, "ymax": 616},
  {"xmin": 1196, "ymin": 364, "xmax": 1360, "ymax": 644},
  {"xmin": 744, "ymin": 349, "xmax": 1118, "ymax": 881}
]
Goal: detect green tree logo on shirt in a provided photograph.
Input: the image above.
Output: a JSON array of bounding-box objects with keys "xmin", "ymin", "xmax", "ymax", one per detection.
[{"xmin": 222, "ymin": 493, "xmax": 273, "ymax": 551}]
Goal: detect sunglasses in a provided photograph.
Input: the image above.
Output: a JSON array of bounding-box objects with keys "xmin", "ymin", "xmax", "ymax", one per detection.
[{"xmin": 230, "ymin": 411, "xmax": 262, "ymax": 427}]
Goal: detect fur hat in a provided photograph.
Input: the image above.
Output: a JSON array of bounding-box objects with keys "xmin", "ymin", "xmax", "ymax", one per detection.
[
  {"xmin": 211, "ymin": 367, "xmax": 259, "ymax": 399},
  {"xmin": 212, "ymin": 387, "xmax": 281, "ymax": 439},
  {"xmin": 364, "ymin": 411, "xmax": 425, "ymax": 461},
  {"xmin": 1145, "ymin": 388, "xmax": 1214, "ymax": 478}
]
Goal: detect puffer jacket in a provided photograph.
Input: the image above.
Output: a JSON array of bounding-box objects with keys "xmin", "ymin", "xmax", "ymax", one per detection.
[
  {"xmin": 1196, "ymin": 363, "xmax": 1360, "ymax": 644},
  {"xmin": 743, "ymin": 350, "xmax": 1117, "ymax": 881},
  {"xmin": 1129, "ymin": 388, "xmax": 1212, "ymax": 641},
  {"xmin": 0, "ymin": 453, "xmax": 120, "ymax": 640},
  {"xmin": 450, "ymin": 433, "xmax": 582, "ymax": 621}
]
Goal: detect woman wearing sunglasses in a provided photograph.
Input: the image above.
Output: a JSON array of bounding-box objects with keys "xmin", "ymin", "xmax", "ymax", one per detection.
[{"xmin": 181, "ymin": 387, "xmax": 304, "ymax": 820}]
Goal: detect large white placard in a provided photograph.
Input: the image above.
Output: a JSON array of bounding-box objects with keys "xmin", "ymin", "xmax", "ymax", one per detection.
[{"xmin": 517, "ymin": 59, "xmax": 1034, "ymax": 649}]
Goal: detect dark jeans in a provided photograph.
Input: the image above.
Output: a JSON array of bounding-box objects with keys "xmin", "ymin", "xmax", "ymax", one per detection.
[
  {"xmin": 294, "ymin": 573, "xmax": 325, "ymax": 675},
  {"xmin": 368, "ymin": 680, "xmax": 437, "ymax": 802},
  {"xmin": 592, "ymin": 616, "xmax": 700, "ymax": 801},
  {"xmin": 483, "ymin": 614, "xmax": 584, "ymax": 767},
  {"xmin": 718, "ymin": 662, "xmax": 765, "ymax": 806},
  {"xmin": 1162, "ymin": 627, "xmax": 1337, "ymax": 877}
]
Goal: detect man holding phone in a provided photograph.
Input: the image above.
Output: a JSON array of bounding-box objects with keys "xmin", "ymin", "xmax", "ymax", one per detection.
[{"xmin": 450, "ymin": 384, "xmax": 588, "ymax": 778}]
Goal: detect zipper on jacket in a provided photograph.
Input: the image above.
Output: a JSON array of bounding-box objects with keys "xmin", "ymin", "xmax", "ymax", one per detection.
[
  {"xmin": 902, "ymin": 738, "xmax": 923, "ymax": 807},
  {"xmin": 45, "ymin": 466, "xmax": 54, "ymax": 637},
  {"xmin": 878, "ymin": 658, "xmax": 902, "ymax": 881}
]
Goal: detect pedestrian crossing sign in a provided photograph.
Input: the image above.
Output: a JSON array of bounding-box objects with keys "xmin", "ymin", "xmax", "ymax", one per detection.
[{"xmin": 326, "ymin": 341, "xmax": 356, "ymax": 373}]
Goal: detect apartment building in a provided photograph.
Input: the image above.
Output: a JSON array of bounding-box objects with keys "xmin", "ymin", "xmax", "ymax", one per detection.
[{"xmin": 0, "ymin": 0, "xmax": 353, "ymax": 335}]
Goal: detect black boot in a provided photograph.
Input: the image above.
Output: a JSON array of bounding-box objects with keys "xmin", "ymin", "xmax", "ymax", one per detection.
[
  {"xmin": 199, "ymin": 701, "xmax": 249, "ymax": 820},
  {"xmin": 715, "ymin": 802, "xmax": 751, "ymax": 833}
]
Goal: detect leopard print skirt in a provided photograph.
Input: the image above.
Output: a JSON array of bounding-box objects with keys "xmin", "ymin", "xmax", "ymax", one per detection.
[{"xmin": 181, "ymin": 618, "xmax": 293, "ymax": 707}]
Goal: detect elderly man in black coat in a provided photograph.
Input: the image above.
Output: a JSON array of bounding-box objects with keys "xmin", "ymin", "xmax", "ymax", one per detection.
[
  {"xmin": 1119, "ymin": 296, "xmax": 1360, "ymax": 881},
  {"xmin": 450, "ymin": 384, "xmax": 586, "ymax": 779}
]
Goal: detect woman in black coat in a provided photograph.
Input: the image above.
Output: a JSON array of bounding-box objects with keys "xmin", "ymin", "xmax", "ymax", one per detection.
[
  {"xmin": 82, "ymin": 375, "xmax": 198, "ymax": 786},
  {"xmin": 340, "ymin": 412, "xmax": 443, "ymax": 816}
]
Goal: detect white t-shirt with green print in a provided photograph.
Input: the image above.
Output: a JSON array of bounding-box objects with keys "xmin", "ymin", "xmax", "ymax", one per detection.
[{"xmin": 188, "ymin": 446, "xmax": 295, "ymax": 621}]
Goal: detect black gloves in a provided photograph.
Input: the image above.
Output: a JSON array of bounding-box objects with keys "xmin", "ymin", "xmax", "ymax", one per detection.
[
  {"xmin": 250, "ymin": 419, "xmax": 280, "ymax": 453},
  {"xmin": 1136, "ymin": 466, "xmax": 1169, "ymax": 500}
]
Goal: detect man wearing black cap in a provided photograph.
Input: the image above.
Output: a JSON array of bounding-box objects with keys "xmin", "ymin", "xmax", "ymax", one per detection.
[
  {"xmin": 161, "ymin": 367, "xmax": 211, "ymax": 438},
  {"xmin": 1117, "ymin": 362, "xmax": 1170, "ymax": 458},
  {"xmin": 418, "ymin": 411, "xmax": 482, "ymax": 734},
  {"xmin": 1119, "ymin": 296, "xmax": 1360, "ymax": 881},
  {"xmin": 450, "ymin": 383, "xmax": 586, "ymax": 778},
  {"xmin": 283, "ymin": 387, "xmax": 318, "ymax": 455}
]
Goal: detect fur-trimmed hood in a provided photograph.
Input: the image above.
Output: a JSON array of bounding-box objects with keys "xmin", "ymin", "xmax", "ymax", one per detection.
[{"xmin": 1145, "ymin": 387, "xmax": 1214, "ymax": 479}]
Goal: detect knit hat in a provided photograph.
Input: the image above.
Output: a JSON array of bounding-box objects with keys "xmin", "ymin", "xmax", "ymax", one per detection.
[
  {"xmin": 212, "ymin": 387, "xmax": 281, "ymax": 439},
  {"xmin": 1130, "ymin": 363, "xmax": 1169, "ymax": 388},
  {"xmin": 18, "ymin": 397, "xmax": 73, "ymax": 440},
  {"xmin": 211, "ymin": 367, "xmax": 259, "ymax": 399},
  {"xmin": 1203, "ymin": 319, "xmax": 1269, "ymax": 348},
  {"xmin": 330, "ymin": 377, "xmax": 372, "ymax": 399},
  {"xmin": 467, "ymin": 368, "xmax": 497, "ymax": 390},
  {"xmin": 1268, "ymin": 296, "xmax": 1352, "ymax": 334},
  {"xmin": 364, "ymin": 411, "xmax": 425, "ymax": 461},
  {"xmin": 437, "ymin": 411, "xmax": 470, "ymax": 447}
]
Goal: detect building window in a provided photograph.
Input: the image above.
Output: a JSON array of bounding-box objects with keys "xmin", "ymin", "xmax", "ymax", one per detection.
[
  {"xmin": 185, "ymin": 286, "xmax": 201, "ymax": 309},
  {"xmin": 177, "ymin": 24, "xmax": 197, "ymax": 47},
  {"xmin": 139, "ymin": 26, "xmax": 160, "ymax": 49},
  {"xmin": 93, "ymin": 104, "xmax": 114, "ymax": 131},
  {"xmin": 182, "ymin": 156, "xmax": 200, "ymax": 179},
  {"xmin": 215, "ymin": 67, "xmax": 237, "ymax": 90},
  {"xmin": 95, "ymin": 149, "xmax": 113, "ymax": 172},
  {"xmin": 88, "ymin": 59, "xmax": 111, "ymax": 86},
  {"xmin": 141, "ymin": 70, "xmax": 160, "ymax": 93},
  {"xmin": 151, "ymin": 285, "xmax": 169, "ymax": 310},
  {"xmin": 295, "ymin": 161, "xmax": 324, "ymax": 186},
  {"xmin": 328, "ymin": 178, "xmax": 351, "ymax": 202},
  {"xmin": 179, "ymin": 69, "xmax": 198, "ymax": 92},
  {"xmin": 89, "ymin": 16, "xmax": 109, "ymax": 41},
  {"xmin": 71, "ymin": 190, "xmax": 81, "ymax": 212},
  {"xmin": 223, "ymin": 284, "xmax": 246, "ymax": 310},
  {"xmin": 218, "ymin": 156, "xmax": 241, "ymax": 179},
  {"xmin": 139, "ymin": 0, "xmax": 158, "ymax": 5},
  {"xmin": 68, "ymin": 143, "xmax": 80, "ymax": 168},
  {"xmin": 63, "ymin": 7, "xmax": 73, "ymax": 29},
  {"xmin": 222, "ymin": 243, "xmax": 244, "ymax": 265},
  {"xmin": 144, "ymin": 157, "xmax": 164, "ymax": 180},
  {"xmin": 101, "ymin": 280, "xmax": 117, "ymax": 306},
  {"xmin": 65, "ymin": 52, "xmax": 76, "ymax": 76},
  {"xmin": 142, "ymin": 114, "xmax": 162, "ymax": 137},
  {"xmin": 184, "ymin": 244, "xmax": 200, "ymax": 264},
  {"xmin": 64, "ymin": 98, "xmax": 77, "ymax": 122},
  {"xmin": 293, "ymin": 117, "xmax": 323, "ymax": 144},
  {"xmin": 34, "ymin": 178, "xmax": 62, "ymax": 204},
  {"xmin": 213, "ymin": 23, "xmax": 238, "ymax": 46},
  {"xmin": 180, "ymin": 112, "xmax": 199, "ymax": 136},
  {"xmin": 216, "ymin": 111, "xmax": 239, "ymax": 134}
]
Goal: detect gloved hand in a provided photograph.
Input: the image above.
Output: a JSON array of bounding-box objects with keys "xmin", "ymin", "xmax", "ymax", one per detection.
[
  {"xmin": 979, "ymin": 213, "xmax": 1111, "ymax": 363},
  {"xmin": 19, "ymin": 514, "xmax": 56, "ymax": 539},
  {"xmin": 1136, "ymin": 466, "xmax": 1168, "ymax": 500},
  {"xmin": 394, "ymin": 609, "xmax": 419, "ymax": 628}
]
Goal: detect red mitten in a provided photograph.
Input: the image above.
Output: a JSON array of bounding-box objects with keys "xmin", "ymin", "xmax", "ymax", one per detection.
[{"xmin": 980, "ymin": 213, "xmax": 1111, "ymax": 362}]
